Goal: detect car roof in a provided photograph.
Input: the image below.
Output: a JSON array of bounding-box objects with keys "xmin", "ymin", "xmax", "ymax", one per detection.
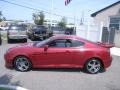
[{"xmin": 50, "ymin": 35, "xmax": 96, "ymax": 44}]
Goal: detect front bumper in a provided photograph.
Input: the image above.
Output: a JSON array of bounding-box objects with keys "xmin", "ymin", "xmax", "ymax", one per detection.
[{"xmin": 4, "ymin": 53, "xmax": 13, "ymax": 68}]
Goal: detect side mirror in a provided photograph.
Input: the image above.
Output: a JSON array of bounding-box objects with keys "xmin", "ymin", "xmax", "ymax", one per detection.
[{"xmin": 44, "ymin": 45, "xmax": 48, "ymax": 51}]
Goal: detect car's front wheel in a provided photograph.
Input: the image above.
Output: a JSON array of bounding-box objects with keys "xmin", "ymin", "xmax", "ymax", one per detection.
[
  {"xmin": 84, "ymin": 58, "xmax": 103, "ymax": 74},
  {"xmin": 14, "ymin": 56, "xmax": 32, "ymax": 72},
  {"xmin": 31, "ymin": 35, "xmax": 35, "ymax": 41}
]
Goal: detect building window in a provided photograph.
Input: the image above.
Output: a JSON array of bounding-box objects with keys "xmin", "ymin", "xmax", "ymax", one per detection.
[{"xmin": 109, "ymin": 17, "xmax": 120, "ymax": 30}]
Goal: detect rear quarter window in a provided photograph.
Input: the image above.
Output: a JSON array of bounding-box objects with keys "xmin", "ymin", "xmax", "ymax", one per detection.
[{"xmin": 72, "ymin": 40, "xmax": 85, "ymax": 47}]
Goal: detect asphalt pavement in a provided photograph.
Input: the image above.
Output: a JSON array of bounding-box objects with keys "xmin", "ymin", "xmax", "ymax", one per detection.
[{"xmin": 0, "ymin": 40, "xmax": 120, "ymax": 90}]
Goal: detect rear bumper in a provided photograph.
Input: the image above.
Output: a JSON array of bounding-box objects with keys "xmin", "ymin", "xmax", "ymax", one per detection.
[
  {"xmin": 8, "ymin": 35, "xmax": 27, "ymax": 40},
  {"xmin": 104, "ymin": 55, "xmax": 112, "ymax": 68}
]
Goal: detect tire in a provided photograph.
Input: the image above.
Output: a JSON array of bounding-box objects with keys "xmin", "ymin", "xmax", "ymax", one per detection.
[
  {"xmin": 0, "ymin": 38, "xmax": 2, "ymax": 45},
  {"xmin": 7, "ymin": 38, "xmax": 11, "ymax": 43},
  {"xmin": 0, "ymin": 40, "xmax": 1, "ymax": 45},
  {"xmin": 14, "ymin": 56, "xmax": 32, "ymax": 72},
  {"xmin": 23, "ymin": 39, "xmax": 27, "ymax": 42},
  {"xmin": 84, "ymin": 58, "xmax": 103, "ymax": 74},
  {"xmin": 31, "ymin": 35, "xmax": 35, "ymax": 41},
  {"xmin": 28, "ymin": 34, "xmax": 30, "ymax": 39},
  {"xmin": 43, "ymin": 36, "xmax": 46, "ymax": 40}
]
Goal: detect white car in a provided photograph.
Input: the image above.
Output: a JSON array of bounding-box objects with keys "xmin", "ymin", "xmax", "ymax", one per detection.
[{"xmin": 7, "ymin": 25, "xmax": 27, "ymax": 43}]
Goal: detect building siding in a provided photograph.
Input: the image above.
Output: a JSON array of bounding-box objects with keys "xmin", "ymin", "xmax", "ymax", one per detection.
[{"xmin": 93, "ymin": 3, "xmax": 120, "ymax": 27}]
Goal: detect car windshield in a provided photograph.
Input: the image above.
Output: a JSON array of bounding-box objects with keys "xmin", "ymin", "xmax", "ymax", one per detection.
[
  {"xmin": 53, "ymin": 30, "xmax": 65, "ymax": 34},
  {"xmin": 32, "ymin": 26, "xmax": 46, "ymax": 30},
  {"xmin": 9, "ymin": 25, "xmax": 26, "ymax": 30},
  {"xmin": 34, "ymin": 38, "xmax": 51, "ymax": 47}
]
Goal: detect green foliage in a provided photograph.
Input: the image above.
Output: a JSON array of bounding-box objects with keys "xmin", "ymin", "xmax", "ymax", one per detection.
[
  {"xmin": 58, "ymin": 17, "xmax": 67, "ymax": 28},
  {"xmin": 0, "ymin": 11, "xmax": 6, "ymax": 22},
  {"xmin": 32, "ymin": 11, "xmax": 45, "ymax": 25}
]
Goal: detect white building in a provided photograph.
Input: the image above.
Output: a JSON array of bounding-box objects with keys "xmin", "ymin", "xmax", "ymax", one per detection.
[{"xmin": 44, "ymin": 19, "xmax": 58, "ymax": 27}]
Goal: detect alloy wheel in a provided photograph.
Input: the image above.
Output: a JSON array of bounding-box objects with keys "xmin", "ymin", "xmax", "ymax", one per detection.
[
  {"xmin": 86, "ymin": 59, "xmax": 102, "ymax": 74},
  {"xmin": 14, "ymin": 56, "xmax": 31, "ymax": 72}
]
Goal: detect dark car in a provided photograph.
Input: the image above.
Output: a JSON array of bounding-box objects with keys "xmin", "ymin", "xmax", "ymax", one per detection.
[
  {"xmin": 28, "ymin": 25, "xmax": 52, "ymax": 41},
  {"xmin": 4, "ymin": 35, "xmax": 113, "ymax": 74},
  {"xmin": 51, "ymin": 27, "xmax": 65, "ymax": 36},
  {"xmin": 65, "ymin": 28, "xmax": 74, "ymax": 35}
]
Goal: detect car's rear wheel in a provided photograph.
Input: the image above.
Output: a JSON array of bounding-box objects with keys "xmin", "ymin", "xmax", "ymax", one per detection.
[
  {"xmin": 14, "ymin": 56, "xmax": 32, "ymax": 72},
  {"xmin": 23, "ymin": 38, "xmax": 27, "ymax": 42},
  {"xmin": 43, "ymin": 36, "xmax": 46, "ymax": 40},
  {"xmin": 84, "ymin": 58, "xmax": 103, "ymax": 74},
  {"xmin": 7, "ymin": 38, "xmax": 11, "ymax": 43}
]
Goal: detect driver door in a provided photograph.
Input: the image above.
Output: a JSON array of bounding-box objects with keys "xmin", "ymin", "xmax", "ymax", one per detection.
[{"xmin": 34, "ymin": 39, "xmax": 74, "ymax": 67}]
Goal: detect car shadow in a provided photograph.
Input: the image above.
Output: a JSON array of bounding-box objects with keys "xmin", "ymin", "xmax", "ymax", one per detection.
[
  {"xmin": 32, "ymin": 68, "xmax": 84, "ymax": 73},
  {"xmin": 0, "ymin": 74, "xmax": 21, "ymax": 86},
  {"xmin": 31, "ymin": 68, "xmax": 105, "ymax": 74}
]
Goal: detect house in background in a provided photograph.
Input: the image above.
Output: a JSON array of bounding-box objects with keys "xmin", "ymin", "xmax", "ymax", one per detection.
[
  {"xmin": 91, "ymin": 1, "xmax": 120, "ymax": 29},
  {"xmin": 91, "ymin": 1, "xmax": 120, "ymax": 47}
]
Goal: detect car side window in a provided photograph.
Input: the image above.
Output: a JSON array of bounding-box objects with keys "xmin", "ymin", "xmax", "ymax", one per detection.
[
  {"xmin": 65, "ymin": 39, "xmax": 72, "ymax": 47},
  {"xmin": 72, "ymin": 40, "xmax": 84, "ymax": 47},
  {"xmin": 47, "ymin": 39, "xmax": 84, "ymax": 48},
  {"xmin": 48, "ymin": 39, "xmax": 66, "ymax": 48}
]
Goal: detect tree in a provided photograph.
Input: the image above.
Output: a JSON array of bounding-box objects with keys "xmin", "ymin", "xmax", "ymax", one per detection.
[
  {"xmin": 3, "ymin": 17, "xmax": 6, "ymax": 21},
  {"xmin": 32, "ymin": 11, "xmax": 45, "ymax": 25},
  {"xmin": 58, "ymin": 17, "xmax": 67, "ymax": 28},
  {"xmin": 0, "ymin": 11, "xmax": 3, "ymax": 22},
  {"xmin": 0, "ymin": 11, "xmax": 6, "ymax": 22}
]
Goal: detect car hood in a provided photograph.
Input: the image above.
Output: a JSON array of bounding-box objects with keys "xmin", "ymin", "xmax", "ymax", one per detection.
[
  {"xmin": 8, "ymin": 43, "xmax": 34, "ymax": 51},
  {"xmin": 15, "ymin": 43, "xmax": 34, "ymax": 48},
  {"xmin": 6, "ymin": 43, "xmax": 34, "ymax": 54}
]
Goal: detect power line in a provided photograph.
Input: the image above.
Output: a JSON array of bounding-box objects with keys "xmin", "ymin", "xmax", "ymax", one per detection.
[
  {"xmin": 0, "ymin": 0, "xmax": 81, "ymax": 21},
  {"xmin": 11, "ymin": 0, "xmax": 51, "ymax": 13},
  {"xmin": 0, "ymin": 0, "xmax": 49, "ymax": 14},
  {"xmin": 22, "ymin": 0, "xmax": 50, "ymax": 8},
  {"xmin": 22, "ymin": 0, "xmax": 72, "ymax": 16}
]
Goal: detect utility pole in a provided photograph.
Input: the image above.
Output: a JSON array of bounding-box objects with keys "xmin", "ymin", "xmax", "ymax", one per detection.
[{"xmin": 50, "ymin": 0, "xmax": 53, "ymax": 29}]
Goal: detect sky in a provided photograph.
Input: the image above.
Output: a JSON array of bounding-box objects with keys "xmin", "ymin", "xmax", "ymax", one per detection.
[{"xmin": 0, "ymin": 0, "xmax": 119, "ymax": 23}]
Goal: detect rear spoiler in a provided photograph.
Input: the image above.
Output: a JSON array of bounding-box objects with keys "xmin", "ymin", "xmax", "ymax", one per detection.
[{"xmin": 97, "ymin": 42, "xmax": 114, "ymax": 48}]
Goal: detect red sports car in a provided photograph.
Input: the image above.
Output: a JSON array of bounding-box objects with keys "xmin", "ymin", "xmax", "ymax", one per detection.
[{"xmin": 4, "ymin": 35, "xmax": 113, "ymax": 74}]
